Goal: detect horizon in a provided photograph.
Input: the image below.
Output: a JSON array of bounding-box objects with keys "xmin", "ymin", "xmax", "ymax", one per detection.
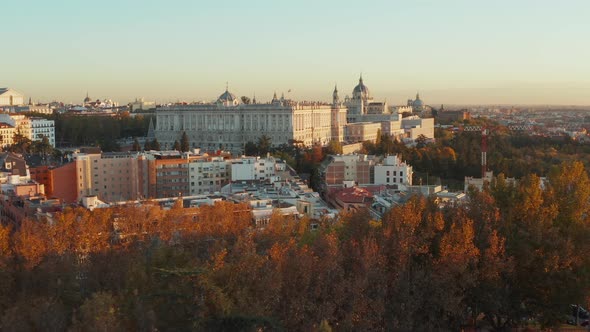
[{"xmin": 3, "ymin": 0, "xmax": 590, "ymax": 105}]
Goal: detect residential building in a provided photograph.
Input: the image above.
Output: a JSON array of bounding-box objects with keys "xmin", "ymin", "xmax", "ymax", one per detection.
[
  {"xmin": 30, "ymin": 118, "xmax": 56, "ymax": 147},
  {"xmin": 373, "ymin": 155, "xmax": 413, "ymax": 187},
  {"xmin": 149, "ymin": 151, "xmax": 190, "ymax": 198},
  {"xmin": 319, "ymin": 154, "xmax": 374, "ymax": 187},
  {"xmin": 188, "ymin": 156, "xmax": 230, "ymax": 195},
  {"xmin": 231, "ymin": 156, "xmax": 280, "ymax": 181},
  {"xmin": 75, "ymin": 152, "xmax": 152, "ymax": 203},
  {"xmin": 0, "ymin": 123, "xmax": 15, "ymax": 148}
]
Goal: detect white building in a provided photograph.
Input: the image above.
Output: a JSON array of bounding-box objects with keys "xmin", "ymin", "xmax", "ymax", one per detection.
[
  {"xmin": 155, "ymin": 88, "xmax": 347, "ymax": 154},
  {"xmin": 30, "ymin": 118, "xmax": 56, "ymax": 147},
  {"xmin": 0, "ymin": 88, "xmax": 25, "ymax": 107},
  {"xmin": 130, "ymin": 98, "xmax": 156, "ymax": 112},
  {"xmin": 154, "ymin": 77, "xmax": 433, "ymax": 153},
  {"xmin": 188, "ymin": 156, "xmax": 229, "ymax": 195},
  {"xmin": 374, "ymin": 155, "xmax": 413, "ymax": 187},
  {"xmin": 231, "ymin": 156, "xmax": 278, "ymax": 181}
]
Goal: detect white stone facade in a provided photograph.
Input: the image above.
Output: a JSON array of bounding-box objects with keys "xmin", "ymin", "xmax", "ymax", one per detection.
[
  {"xmin": 155, "ymin": 96, "xmax": 346, "ymax": 154},
  {"xmin": 231, "ymin": 156, "xmax": 278, "ymax": 181},
  {"xmin": 374, "ymin": 155, "xmax": 413, "ymax": 186},
  {"xmin": 30, "ymin": 118, "xmax": 55, "ymax": 147},
  {"xmin": 0, "ymin": 89, "xmax": 24, "ymax": 107}
]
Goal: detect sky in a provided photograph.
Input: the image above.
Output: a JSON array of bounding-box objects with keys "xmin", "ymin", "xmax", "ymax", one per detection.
[{"xmin": 2, "ymin": 0, "xmax": 590, "ymax": 106}]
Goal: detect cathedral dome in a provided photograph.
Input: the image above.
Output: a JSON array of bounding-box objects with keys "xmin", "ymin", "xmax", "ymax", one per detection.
[
  {"xmin": 412, "ymin": 92, "xmax": 423, "ymax": 108},
  {"xmin": 217, "ymin": 89, "xmax": 238, "ymax": 103},
  {"xmin": 352, "ymin": 75, "xmax": 370, "ymax": 101}
]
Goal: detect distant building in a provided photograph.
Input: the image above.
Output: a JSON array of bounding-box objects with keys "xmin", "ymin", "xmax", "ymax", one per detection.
[
  {"xmin": 130, "ymin": 98, "xmax": 156, "ymax": 112},
  {"xmin": 0, "ymin": 88, "xmax": 25, "ymax": 107},
  {"xmin": 154, "ymin": 76, "xmax": 433, "ymax": 154},
  {"xmin": 155, "ymin": 87, "xmax": 347, "ymax": 153},
  {"xmin": 30, "ymin": 118, "xmax": 56, "ymax": 147},
  {"xmin": 437, "ymin": 106, "xmax": 471, "ymax": 123}
]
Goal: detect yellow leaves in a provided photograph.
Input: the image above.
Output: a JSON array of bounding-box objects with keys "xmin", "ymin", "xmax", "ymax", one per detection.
[
  {"xmin": 14, "ymin": 219, "xmax": 48, "ymax": 269},
  {"xmin": 0, "ymin": 223, "xmax": 13, "ymax": 261},
  {"xmin": 438, "ymin": 220, "xmax": 479, "ymax": 265},
  {"xmin": 212, "ymin": 249, "xmax": 227, "ymax": 271}
]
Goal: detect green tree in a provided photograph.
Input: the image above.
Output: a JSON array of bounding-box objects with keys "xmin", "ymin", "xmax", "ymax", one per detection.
[
  {"xmin": 70, "ymin": 292, "xmax": 125, "ymax": 332},
  {"xmin": 325, "ymin": 140, "xmax": 342, "ymax": 155},
  {"xmin": 257, "ymin": 135, "xmax": 271, "ymax": 156},
  {"xmin": 131, "ymin": 138, "xmax": 141, "ymax": 151},
  {"xmin": 415, "ymin": 134, "xmax": 428, "ymax": 148},
  {"xmin": 244, "ymin": 141, "xmax": 257, "ymax": 156},
  {"xmin": 180, "ymin": 131, "xmax": 190, "ymax": 152},
  {"xmin": 151, "ymin": 138, "xmax": 161, "ymax": 151},
  {"xmin": 172, "ymin": 140, "xmax": 181, "ymax": 151}
]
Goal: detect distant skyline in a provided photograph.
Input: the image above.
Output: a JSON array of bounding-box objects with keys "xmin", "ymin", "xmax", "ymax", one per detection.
[{"xmin": 2, "ymin": 0, "xmax": 590, "ymax": 105}]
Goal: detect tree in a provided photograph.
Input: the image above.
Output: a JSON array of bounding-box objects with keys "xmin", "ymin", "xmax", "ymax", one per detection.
[
  {"xmin": 325, "ymin": 140, "xmax": 342, "ymax": 155},
  {"xmin": 244, "ymin": 141, "xmax": 257, "ymax": 156},
  {"xmin": 151, "ymin": 138, "xmax": 161, "ymax": 151},
  {"xmin": 70, "ymin": 292, "xmax": 125, "ymax": 332},
  {"xmin": 415, "ymin": 134, "xmax": 428, "ymax": 148},
  {"xmin": 172, "ymin": 140, "xmax": 181, "ymax": 151},
  {"xmin": 132, "ymin": 138, "xmax": 141, "ymax": 151},
  {"xmin": 257, "ymin": 135, "xmax": 271, "ymax": 156},
  {"xmin": 240, "ymin": 96, "xmax": 251, "ymax": 104},
  {"xmin": 180, "ymin": 131, "xmax": 190, "ymax": 152}
]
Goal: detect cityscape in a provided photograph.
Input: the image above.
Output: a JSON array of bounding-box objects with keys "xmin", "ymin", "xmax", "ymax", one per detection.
[{"xmin": 2, "ymin": 1, "xmax": 590, "ymax": 331}]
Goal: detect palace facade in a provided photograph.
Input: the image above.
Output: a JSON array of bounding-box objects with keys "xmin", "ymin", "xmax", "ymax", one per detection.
[{"xmin": 154, "ymin": 76, "xmax": 433, "ymax": 154}]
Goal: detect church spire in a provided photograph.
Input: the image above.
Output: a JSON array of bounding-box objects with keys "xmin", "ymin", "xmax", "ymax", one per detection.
[
  {"xmin": 416, "ymin": 91, "xmax": 420, "ymax": 100},
  {"xmin": 332, "ymin": 83, "xmax": 340, "ymax": 105},
  {"xmin": 252, "ymin": 92, "xmax": 256, "ymax": 104}
]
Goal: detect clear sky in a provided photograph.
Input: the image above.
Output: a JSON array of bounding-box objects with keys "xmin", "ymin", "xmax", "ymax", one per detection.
[{"xmin": 2, "ymin": 0, "xmax": 590, "ymax": 105}]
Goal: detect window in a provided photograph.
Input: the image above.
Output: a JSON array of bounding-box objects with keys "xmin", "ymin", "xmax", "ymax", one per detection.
[
  {"xmin": 400, "ymin": 171, "xmax": 403, "ymax": 177},
  {"xmin": 386, "ymin": 171, "xmax": 390, "ymax": 176}
]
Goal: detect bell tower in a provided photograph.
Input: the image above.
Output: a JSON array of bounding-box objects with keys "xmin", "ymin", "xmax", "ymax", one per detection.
[{"xmin": 332, "ymin": 84, "xmax": 340, "ymax": 106}]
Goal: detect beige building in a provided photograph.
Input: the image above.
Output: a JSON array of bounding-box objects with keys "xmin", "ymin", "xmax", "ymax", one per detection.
[
  {"xmin": 155, "ymin": 88, "xmax": 347, "ymax": 154},
  {"xmin": 319, "ymin": 154, "xmax": 374, "ymax": 187},
  {"xmin": 75, "ymin": 152, "xmax": 152, "ymax": 203},
  {"xmin": 345, "ymin": 122, "xmax": 382, "ymax": 143},
  {"xmin": 154, "ymin": 77, "xmax": 433, "ymax": 153},
  {"xmin": 189, "ymin": 156, "xmax": 230, "ymax": 195},
  {"xmin": 0, "ymin": 123, "xmax": 15, "ymax": 148},
  {"xmin": 0, "ymin": 88, "xmax": 25, "ymax": 107}
]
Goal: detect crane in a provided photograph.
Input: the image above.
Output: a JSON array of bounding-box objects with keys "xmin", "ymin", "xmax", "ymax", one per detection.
[{"xmin": 461, "ymin": 125, "xmax": 533, "ymax": 178}]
